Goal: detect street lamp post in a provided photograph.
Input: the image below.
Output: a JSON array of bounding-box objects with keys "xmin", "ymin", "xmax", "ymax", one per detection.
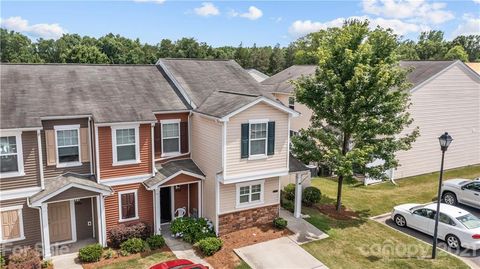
[{"xmin": 432, "ymin": 132, "xmax": 453, "ymax": 259}]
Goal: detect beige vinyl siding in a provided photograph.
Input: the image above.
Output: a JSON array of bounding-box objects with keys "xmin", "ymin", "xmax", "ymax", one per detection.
[
  {"xmin": 219, "ymin": 177, "xmax": 280, "ymax": 214},
  {"xmin": 225, "ymin": 102, "xmax": 289, "ymax": 176},
  {"xmin": 0, "ymin": 131, "xmax": 41, "ymax": 191},
  {"xmin": 190, "ymin": 113, "xmax": 222, "ymax": 227},
  {"xmin": 274, "ymin": 93, "xmax": 312, "ymax": 132},
  {"xmin": 394, "ymin": 64, "xmax": 480, "ymax": 179}
]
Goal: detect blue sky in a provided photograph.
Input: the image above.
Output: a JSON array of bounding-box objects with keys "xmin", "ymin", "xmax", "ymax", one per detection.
[{"xmin": 1, "ymin": 0, "xmax": 479, "ymax": 47}]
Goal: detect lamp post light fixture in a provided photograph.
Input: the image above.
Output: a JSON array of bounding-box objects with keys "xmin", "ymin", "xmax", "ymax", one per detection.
[{"xmin": 432, "ymin": 132, "xmax": 453, "ymax": 259}]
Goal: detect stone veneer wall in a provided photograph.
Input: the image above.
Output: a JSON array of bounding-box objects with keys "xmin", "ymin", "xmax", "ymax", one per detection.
[{"xmin": 218, "ymin": 204, "xmax": 279, "ymax": 235}]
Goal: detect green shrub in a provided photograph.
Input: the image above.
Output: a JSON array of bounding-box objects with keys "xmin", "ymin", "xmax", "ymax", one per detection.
[
  {"xmin": 108, "ymin": 222, "xmax": 150, "ymax": 248},
  {"xmin": 8, "ymin": 248, "xmax": 42, "ymax": 269},
  {"xmin": 41, "ymin": 259, "xmax": 53, "ymax": 269},
  {"xmin": 120, "ymin": 238, "xmax": 146, "ymax": 254},
  {"xmin": 78, "ymin": 244, "xmax": 103, "ymax": 263},
  {"xmin": 102, "ymin": 248, "xmax": 116, "ymax": 260},
  {"xmin": 283, "ymin": 184, "xmax": 296, "ymax": 201},
  {"xmin": 302, "ymin": 186, "xmax": 321, "ymax": 206},
  {"xmin": 170, "ymin": 217, "xmax": 215, "ymax": 244},
  {"xmin": 281, "ymin": 198, "xmax": 294, "ymax": 213},
  {"xmin": 0, "ymin": 255, "xmax": 5, "ymax": 268},
  {"xmin": 118, "ymin": 250, "xmax": 130, "ymax": 257},
  {"xmin": 195, "ymin": 237, "xmax": 223, "ymax": 256},
  {"xmin": 273, "ymin": 217, "xmax": 288, "ymax": 229},
  {"xmin": 146, "ymin": 235, "xmax": 165, "ymax": 250}
]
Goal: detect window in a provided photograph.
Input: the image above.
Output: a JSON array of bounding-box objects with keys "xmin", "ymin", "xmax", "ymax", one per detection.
[
  {"xmin": 439, "ymin": 213, "xmax": 455, "ymax": 226},
  {"xmin": 288, "ymin": 97, "xmax": 295, "ymax": 110},
  {"xmin": 118, "ymin": 190, "xmax": 138, "ymax": 222},
  {"xmin": 465, "ymin": 182, "xmax": 480, "ymax": 192},
  {"xmin": 161, "ymin": 120, "xmax": 180, "ymax": 155},
  {"xmin": 413, "ymin": 208, "xmax": 435, "ymax": 219},
  {"xmin": 236, "ymin": 180, "xmax": 264, "ymax": 207},
  {"xmin": 0, "ymin": 206, "xmax": 24, "ymax": 243},
  {"xmin": 0, "ymin": 132, "xmax": 24, "ymax": 178},
  {"xmin": 55, "ymin": 125, "xmax": 81, "ymax": 167},
  {"xmin": 250, "ymin": 123, "xmax": 267, "ymax": 156},
  {"xmin": 112, "ymin": 125, "xmax": 140, "ymax": 165}
]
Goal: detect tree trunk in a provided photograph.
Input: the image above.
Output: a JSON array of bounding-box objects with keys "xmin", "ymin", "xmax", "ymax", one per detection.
[{"xmin": 336, "ymin": 133, "xmax": 350, "ymax": 212}]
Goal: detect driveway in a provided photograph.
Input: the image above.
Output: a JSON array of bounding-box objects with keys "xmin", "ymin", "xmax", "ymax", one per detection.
[
  {"xmin": 372, "ymin": 204, "xmax": 480, "ymax": 269},
  {"xmin": 234, "ymin": 237, "xmax": 328, "ymax": 269}
]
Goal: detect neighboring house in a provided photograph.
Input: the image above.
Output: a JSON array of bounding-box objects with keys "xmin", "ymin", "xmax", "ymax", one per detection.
[
  {"xmin": 263, "ymin": 61, "xmax": 480, "ymax": 181},
  {"xmin": 246, "ymin": 69, "xmax": 270, "ymax": 82},
  {"xmin": 0, "ymin": 60, "xmax": 306, "ymax": 258},
  {"xmin": 466, "ymin": 62, "xmax": 480, "ymax": 74}
]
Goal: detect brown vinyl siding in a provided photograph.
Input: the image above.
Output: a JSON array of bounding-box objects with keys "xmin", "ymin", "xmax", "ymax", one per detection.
[
  {"xmin": 42, "ymin": 118, "xmax": 91, "ymax": 179},
  {"xmin": 0, "ymin": 198, "xmax": 42, "ymax": 255},
  {"xmin": 46, "ymin": 187, "xmax": 99, "ymax": 203},
  {"xmin": 154, "ymin": 113, "xmax": 189, "ymax": 159},
  {"xmin": 0, "ymin": 131, "xmax": 41, "ymax": 191},
  {"xmin": 98, "ymin": 124, "xmax": 152, "ymax": 179}
]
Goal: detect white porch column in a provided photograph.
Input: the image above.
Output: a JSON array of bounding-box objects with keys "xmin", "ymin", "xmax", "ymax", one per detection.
[
  {"xmin": 294, "ymin": 173, "xmax": 302, "ymax": 218},
  {"xmin": 97, "ymin": 195, "xmax": 107, "ymax": 247},
  {"xmin": 197, "ymin": 181, "xmax": 202, "ymax": 217},
  {"xmin": 40, "ymin": 204, "xmax": 51, "ymax": 259},
  {"xmin": 154, "ymin": 188, "xmax": 161, "ymax": 235}
]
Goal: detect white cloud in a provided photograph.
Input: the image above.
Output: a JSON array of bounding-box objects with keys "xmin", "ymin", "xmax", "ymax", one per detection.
[
  {"xmin": 133, "ymin": 0, "xmax": 165, "ymax": 4},
  {"xmin": 230, "ymin": 6, "xmax": 263, "ymax": 20},
  {"xmin": 0, "ymin": 16, "xmax": 66, "ymax": 39},
  {"xmin": 362, "ymin": 0, "xmax": 454, "ymax": 24},
  {"xmin": 288, "ymin": 16, "xmax": 429, "ymax": 37},
  {"xmin": 474, "ymin": 0, "xmax": 480, "ymax": 4},
  {"xmin": 194, "ymin": 2, "xmax": 219, "ymax": 17},
  {"xmin": 453, "ymin": 14, "xmax": 480, "ymax": 37}
]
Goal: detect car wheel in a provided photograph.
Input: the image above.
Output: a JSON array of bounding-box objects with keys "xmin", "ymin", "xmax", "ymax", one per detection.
[
  {"xmin": 445, "ymin": 234, "xmax": 461, "ymax": 249},
  {"xmin": 394, "ymin": 214, "xmax": 407, "ymax": 227},
  {"xmin": 442, "ymin": 192, "xmax": 457, "ymax": 206}
]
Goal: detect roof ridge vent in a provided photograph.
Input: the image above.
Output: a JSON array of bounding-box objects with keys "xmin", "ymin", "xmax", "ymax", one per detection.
[{"xmin": 218, "ymin": 90, "xmax": 259, "ymax": 97}]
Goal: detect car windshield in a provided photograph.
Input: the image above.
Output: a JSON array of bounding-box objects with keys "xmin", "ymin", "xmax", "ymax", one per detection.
[{"xmin": 456, "ymin": 213, "xmax": 480, "ymax": 229}]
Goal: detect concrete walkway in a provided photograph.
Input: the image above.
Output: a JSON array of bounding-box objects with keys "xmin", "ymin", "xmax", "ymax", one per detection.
[
  {"xmin": 51, "ymin": 253, "xmax": 83, "ymax": 269},
  {"xmin": 235, "ymin": 237, "xmax": 328, "ymax": 269},
  {"xmin": 280, "ymin": 208, "xmax": 329, "ymax": 244}
]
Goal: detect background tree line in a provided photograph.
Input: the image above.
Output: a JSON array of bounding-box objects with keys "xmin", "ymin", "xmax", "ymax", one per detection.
[{"xmin": 1, "ymin": 28, "xmax": 478, "ymax": 76}]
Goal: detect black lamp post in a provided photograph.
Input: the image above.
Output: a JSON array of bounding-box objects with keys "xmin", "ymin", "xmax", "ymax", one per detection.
[{"xmin": 432, "ymin": 132, "xmax": 453, "ymax": 259}]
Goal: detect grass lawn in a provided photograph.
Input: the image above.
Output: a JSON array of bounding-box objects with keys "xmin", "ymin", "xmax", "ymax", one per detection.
[
  {"xmin": 97, "ymin": 251, "xmax": 176, "ymax": 269},
  {"xmin": 300, "ymin": 165, "xmax": 480, "ymax": 269}
]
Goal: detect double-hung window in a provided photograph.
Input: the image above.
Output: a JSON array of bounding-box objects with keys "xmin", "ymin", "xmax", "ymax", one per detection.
[
  {"xmin": 237, "ymin": 180, "xmax": 264, "ymax": 207},
  {"xmin": 118, "ymin": 190, "xmax": 138, "ymax": 222},
  {"xmin": 288, "ymin": 97, "xmax": 295, "ymax": 110},
  {"xmin": 249, "ymin": 122, "xmax": 267, "ymax": 156},
  {"xmin": 0, "ymin": 132, "xmax": 24, "ymax": 178},
  {"xmin": 0, "ymin": 206, "xmax": 25, "ymax": 243},
  {"xmin": 161, "ymin": 120, "xmax": 180, "ymax": 155},
  {"xmin": 55, "ymin": 125, "xmax": 81, "ymax": 167},
  {"xmin": 112, "ymin": 125, "xmax": 140, "ymax": 165}
]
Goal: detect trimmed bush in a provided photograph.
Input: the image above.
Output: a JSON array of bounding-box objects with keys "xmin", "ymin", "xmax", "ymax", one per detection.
[
  {"xmin": 120, "ymin": 238, "xmax": 146, "ymax": 254},
  {"xmin": 283, "ymin": 183, "xmax": 296, "ymax": 201},
  {"xmin": 170, "ymin": 217, "xmax": 215, "ymax": 244},
  {"xmin": 108, "ymin": 222, "xmax": 150, "ymax": 248},
  {"xmin": 41, "ymin": 260, "xmax": 53, "ymax": 269},
  {"xmin": 195, "ymin": 237, "xmax": 223, "ymax": 256},
  {"xmin": 281, "ymin": 198, "xmax": 294, "ymax": 213},
  {"xmin": 7, "ymin": 248, "xmax": 41, "ymax": 269},
  {"xmin": 146, "ymin": 235, "xmax": 165, "ymax": 250},
  {"xmin": 102, "ymin": 248, "xmax": 116, "ymax": 260},
  {"xmin": 302, "ymin": 186, "xmax": 321, "ymax": 206},
  {"xmin": 273, "ymin": 217, "xmax": 288, "ymax": 229},
  {"xmin": 0, "ymin": 255, "xmax": 5, "ymax": 268},
  {"xmin": 78, "ymin": 244, "xmax": 103, "ymax": 263},
  {"xmin": 118, "ymin": 250, "xmax": 129, "ymax": 257}
]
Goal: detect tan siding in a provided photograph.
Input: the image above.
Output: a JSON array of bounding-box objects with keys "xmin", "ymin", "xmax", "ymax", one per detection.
[
  {"xmin": 0, "ymin": 131, "xmax": 41, "ymax": 191},
  {"xmin": 190, "ymin": 114, "xmax": 222, "ymax": 227},
  {"xmin": 395, "ymin": 65, "xmax": 480, "ymax": 179},
  {"xmin": 42, "ymin": 118, "xmax": 91, "ymax": 179},
  {"xmin": 46, "ymin": 187, "xmax": 99, "ymax": 203},
  {"xmin": 99, "ymin": 124, "xmax": 152, "ymax": 179},
  {"xmin": 274, "ymin": 93, "xmax": 312, "ymax": 132},
  {"xmin": 219, "ymin": 177, "xmax": 280, "ymax": 214},
  {"xmin": 225, "ymin": 102, "xmax": 289, "ymax": 176}
]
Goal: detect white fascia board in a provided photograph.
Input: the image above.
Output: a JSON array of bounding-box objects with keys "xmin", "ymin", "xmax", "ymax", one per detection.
[{"xmin": 220, "ymin": 168, "xmax": 289, "ymax": 184}]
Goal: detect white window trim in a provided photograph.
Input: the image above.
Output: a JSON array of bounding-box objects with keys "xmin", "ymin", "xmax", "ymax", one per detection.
[
  {"xmin": 0, "ymin": 131, "xmax": 25, "ymax": 178},
  {"xmin": 54, "ymin": 125, "xmax": 82, "ymax": 168},
  {"xmin": 248, "ymin": 119, "xmax": 269, "ymax": 160},
  {"xmin": 111, "ymin": 124, "xmax": 141, "ymax": 166},
  {"xmin": 160, "ymin": 119, "xmax": 181, "ymax": 157},
  {"xmin": 118, "ymin": 189, "xmax": 139, "ymax": 222},
  {"xmin": 0, "ymin": 205, "xmax": 25, "ymax": 243},
  {"xmin": 236, "ymin": 179, "xmax": 265, "ymax": 208}
]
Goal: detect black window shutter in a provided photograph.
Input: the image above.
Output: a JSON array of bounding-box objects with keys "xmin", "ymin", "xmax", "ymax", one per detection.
[
  {"xmin": 267, "ymin": 121, "xmax": 275, "ymax": 155},
  {"xmin": 241, "ymin": 123, "xmax": 249, "ymax": 158},
  {"xmin": 180, "ymin": 122, "xmax": 188, "ymax": 153}
]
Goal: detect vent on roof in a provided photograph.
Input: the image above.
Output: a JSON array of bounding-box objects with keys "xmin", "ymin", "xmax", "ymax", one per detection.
[{"xmin": 218, "ymin": 90, "xmax": 259, "ymax": 97}]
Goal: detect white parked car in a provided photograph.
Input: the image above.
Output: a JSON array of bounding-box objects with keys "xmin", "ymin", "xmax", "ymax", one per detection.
[
  {"xmin": 442, "ymin": 178, "xmax": 480, "ymax": 209},
  {"xmin": 391, "ymin": 203, "xmax": 480, "ymax": 250}
]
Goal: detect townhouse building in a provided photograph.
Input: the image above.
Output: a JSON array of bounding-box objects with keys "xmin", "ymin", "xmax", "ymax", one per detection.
[{"xmin": 0, "ymin": 59, "xmax": 306, "ymax": 259}]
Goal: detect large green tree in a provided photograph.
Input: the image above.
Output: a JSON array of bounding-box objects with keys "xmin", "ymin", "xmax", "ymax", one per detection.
[
  {"xmin": 292, "ymin": 20, "xmax": 418, "ymax": 211},
  {"xmin": 450, "ymin": 35, "xmax": 480, "ymax": 62},
  {"xmin": 416, "ymin": 30, "xmax": 448, "ymax": 60},
  {"xmin": 444, "ymin": 45, "xmax": 469, "ymax": 62}
]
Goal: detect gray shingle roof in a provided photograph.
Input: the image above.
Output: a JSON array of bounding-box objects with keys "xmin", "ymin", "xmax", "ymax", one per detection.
[
  {"xmin": 29, "ymin": 173, "xmax": 112, "ymax": 205},
  {"xmin": 246, "ymin": 69, "xmax": 269, "ymax": 82},
  {"xmin": 261, "ymin": 65, "xmax": 317, "ymax": 94},
  {"xmin": 1, "ymin": 64, "xmax": 188, "ymax": 129},
  {"xmin": 158, "ymin": 59, "xmax": 277, "ymax": 118},
  {"xmin": 143, "ymin": 158, "xmax": 204, "ymax": 189},
  {"xmin": 400, "ymin": 61, "xmax": 455, "ymax": 88},
  {"xmin": 289, "ymin": 154, "xmax": 309, "ymax": 172}
]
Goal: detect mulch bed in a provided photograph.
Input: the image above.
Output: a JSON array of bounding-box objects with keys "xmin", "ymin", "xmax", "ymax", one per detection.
[
  {"xmin": 81, "ymin": 246, "xmax": 172, "ymax": 269},
  {"xmin": 314, "ymin": 204, "xmax": 360, "ymax": 220},
  {"xmin": 203, "ymin": 224, "xmax": 293, "ymax": 269}
]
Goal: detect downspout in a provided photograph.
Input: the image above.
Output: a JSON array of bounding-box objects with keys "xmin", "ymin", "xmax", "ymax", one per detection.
[
  {"xmin": 95, "ymin": 124, "xmax": 100, "ymax": 183},
  {"xmin": 36, "ymin": 130, "xmax": 45, "ymax": 190},
  {"xmin": 88, "ymin": 117, "xmax": 93, "ymax": 174}
]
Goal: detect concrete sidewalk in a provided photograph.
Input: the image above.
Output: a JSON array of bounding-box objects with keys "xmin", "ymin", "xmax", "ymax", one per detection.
[{"xmin": 280, "ymin": 208, "xmax": 329, "ymax": 244}]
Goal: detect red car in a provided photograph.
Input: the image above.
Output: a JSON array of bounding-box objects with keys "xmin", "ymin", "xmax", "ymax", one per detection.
[{"xmin": 150, "ymin": 259, "xmax": 209, "ymax": 269}]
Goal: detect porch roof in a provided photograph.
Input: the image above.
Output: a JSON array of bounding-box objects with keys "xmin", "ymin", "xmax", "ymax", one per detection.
[
  {"xmin": 289, "ymin": 154, "xmax": 309, "ymax": 173},
  {"xmin": 29, "ymin": 173, "xmax": 113, "ymax": 206},
  {"xmin": 144, "ymin": 159, "xmax": 205, "ymax": 189}
]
